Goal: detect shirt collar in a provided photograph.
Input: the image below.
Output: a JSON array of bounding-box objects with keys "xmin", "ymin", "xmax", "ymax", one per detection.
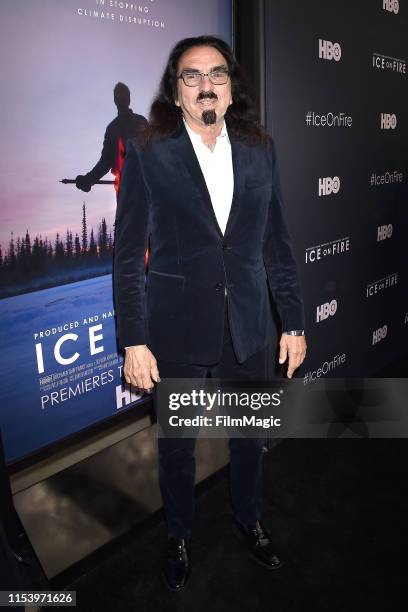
[{"xmin": 183, "ymin": 117, "xmax": 229, "ymax": 145}]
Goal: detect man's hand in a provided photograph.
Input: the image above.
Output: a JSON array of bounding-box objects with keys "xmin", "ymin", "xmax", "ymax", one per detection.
[
  {"xmin": 124, "ymin": 345, "xmax": 160, "ymax": 392},
  {"xmin": 278, "ymin": 334, "xmax": 307, "ymax": 378},
  {"xmin": 75, "ymin": 174, "xmax": 92, "ymax": 192}
]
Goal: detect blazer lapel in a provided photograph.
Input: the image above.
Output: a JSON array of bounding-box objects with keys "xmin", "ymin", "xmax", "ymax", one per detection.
[
  {"xmin": 169, "ymin": 121, "xmax": 248, "ymax": 240},
  {"xmin": 169, "ymin": 122, "xmax": 222, "ymax": 237},
  {"xmin": 225, "ymin": 135, "xmax": 247, "ymax": 238}
]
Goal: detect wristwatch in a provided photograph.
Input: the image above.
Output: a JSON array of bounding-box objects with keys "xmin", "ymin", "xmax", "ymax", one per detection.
[{"xmin": 283, "ymin": 330, "xmax": 305, "ymax": 336}]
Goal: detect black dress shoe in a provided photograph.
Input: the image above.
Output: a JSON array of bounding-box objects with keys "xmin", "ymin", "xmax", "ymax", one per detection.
[
  {"xmin": 162, "ymin": 537, "xmax": 191, "ymax": 591},
  {"xmin": 234, "ymin": 518, "xmax": 283, "ymax": 569}
]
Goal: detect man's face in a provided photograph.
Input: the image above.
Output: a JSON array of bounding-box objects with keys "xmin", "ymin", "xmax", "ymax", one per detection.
[{"xmin": 175, "ymin": 45, "xmax": 232, "ymax": 127}]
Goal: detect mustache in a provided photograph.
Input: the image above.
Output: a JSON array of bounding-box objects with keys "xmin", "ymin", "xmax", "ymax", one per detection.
[{"xmin": 197, "ymin": 91, "xmax": 218, "ymax": 102}]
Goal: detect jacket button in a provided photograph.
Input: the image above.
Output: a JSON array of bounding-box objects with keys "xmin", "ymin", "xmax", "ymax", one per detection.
[
  {"xmin": 222, "ymin": 244, "xmax": 232, "ymax": 251},
  {"xmin": 215, "ymin": 282, "xmax": 223, "ymax": 291}
]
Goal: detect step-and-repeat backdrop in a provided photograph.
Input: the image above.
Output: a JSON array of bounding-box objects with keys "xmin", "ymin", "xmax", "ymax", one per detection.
[{"xmin": 265, "ymin": 0, "xmax": 407, "ymax": 381}]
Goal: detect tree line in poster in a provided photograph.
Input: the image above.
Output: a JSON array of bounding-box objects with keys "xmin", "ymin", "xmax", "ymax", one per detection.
[{"xmin": 0, "ymin": 203, "xmax": 114, "ymax": 298}]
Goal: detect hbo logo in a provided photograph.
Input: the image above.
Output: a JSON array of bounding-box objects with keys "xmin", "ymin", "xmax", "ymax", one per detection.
[
  {"xmin": 377, "ymin": 224, "xmax": 393, "ymax": 241},
  {"xmin": 383, "ymin": 0, "xmax": 399, "ymax": 14},
  {"xmin": 319, "ymin": 39, "xmax": 342, "ymax": 61},
  {"xmin": 372, "ymin": 325, "xmax": 388, "ymax": 345},
  {"xmin": 316, "ymin": 299, "xmax": 337, "ymax": 323},
  {"xmin": 381, "ymin": 113, "xmax": 397, "ymax": 129},
  {"xmin": 318, "ymin": 176, "xmax": 340, "ymax": 196}
]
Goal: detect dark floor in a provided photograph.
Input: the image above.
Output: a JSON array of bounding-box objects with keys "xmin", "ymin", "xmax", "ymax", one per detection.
[{"xmin": 44, "ymin": 438, "xmax": 408, "ymax": 612}]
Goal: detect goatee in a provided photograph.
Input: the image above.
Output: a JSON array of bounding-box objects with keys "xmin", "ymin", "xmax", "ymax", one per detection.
[{"xmin": 202, "ymin": 110, "xmax": 217, "ymax": 125}]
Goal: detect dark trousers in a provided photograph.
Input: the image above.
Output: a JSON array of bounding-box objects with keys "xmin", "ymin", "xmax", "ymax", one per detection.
[{"xmin": 154, "ymin": 297, "xmax": 272, "ymax": 539}]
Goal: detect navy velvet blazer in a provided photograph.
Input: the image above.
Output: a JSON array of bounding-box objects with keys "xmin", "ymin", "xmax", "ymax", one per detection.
[{"xmin": 113, "ymin": 121, "xmax": 305, "ymax": 365}]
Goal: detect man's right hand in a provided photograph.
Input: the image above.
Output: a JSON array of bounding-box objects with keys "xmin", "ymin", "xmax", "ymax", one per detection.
[{"xmin": 124, "ymin": 345, "xmax": 160, "ymax": 392}]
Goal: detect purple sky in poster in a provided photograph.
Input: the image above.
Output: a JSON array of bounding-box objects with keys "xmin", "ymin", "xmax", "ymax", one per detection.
[{"xmin": 0, "ymin": 0, "xmax": 231, "ymax": 251}]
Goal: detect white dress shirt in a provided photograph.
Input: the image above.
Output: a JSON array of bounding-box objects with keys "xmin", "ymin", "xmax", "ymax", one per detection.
[{"xmin": 183, "ymin": 118, "xmax": 234, "ymax": 235}]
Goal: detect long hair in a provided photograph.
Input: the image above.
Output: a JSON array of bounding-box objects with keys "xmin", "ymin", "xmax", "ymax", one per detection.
[{"xmin": 142, "ymin": 35, "xmax": 269, "ymax": 146}]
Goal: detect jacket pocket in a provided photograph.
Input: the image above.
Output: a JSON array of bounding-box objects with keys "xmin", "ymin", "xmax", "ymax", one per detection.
[
  {"xmin": 148, "ymin": 269, "xmax": 185, "ymax": 280},
  {"xmin": 245, "ymin": 181, "xmax": 272, "ymax": 191}
]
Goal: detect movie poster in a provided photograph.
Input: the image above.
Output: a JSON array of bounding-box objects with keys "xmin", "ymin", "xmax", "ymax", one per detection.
[{"xmin": 0, "ymin": 0, "xmax": 232, "ymax": 463}]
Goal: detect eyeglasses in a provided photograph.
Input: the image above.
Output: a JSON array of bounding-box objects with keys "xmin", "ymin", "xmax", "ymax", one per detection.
[{"xmin": 177, "ymin": 69, "xmax": 230, "ymax": 87}]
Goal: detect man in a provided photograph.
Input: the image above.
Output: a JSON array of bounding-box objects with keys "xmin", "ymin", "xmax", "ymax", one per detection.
[
  {"xmin": 75, "ymin": 82, "xmax": 147, "ymax": 193},
  {"xmin": 114, "ymin": 36, "xmax": 307, "ymax": 590}
]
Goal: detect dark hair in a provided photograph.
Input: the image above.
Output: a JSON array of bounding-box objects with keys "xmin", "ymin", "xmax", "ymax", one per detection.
[
  {"xmin": 114, "ymin": 82, "xmax": 130, "ymax": 108},
  {"xmin": 143, "ymin": 35, "xmax": 269, "ymax": 145}
]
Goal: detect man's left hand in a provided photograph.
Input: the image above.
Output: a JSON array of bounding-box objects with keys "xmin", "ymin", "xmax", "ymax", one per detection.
[{"xmin": 279, "ymin": 334, "xmax": 307, "ymax": 378}]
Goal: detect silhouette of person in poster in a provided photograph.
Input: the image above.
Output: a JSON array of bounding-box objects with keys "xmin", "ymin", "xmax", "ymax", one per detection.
[{"xmin": 75, "ymin": 82, "xmax": 147, "ymax": 194}]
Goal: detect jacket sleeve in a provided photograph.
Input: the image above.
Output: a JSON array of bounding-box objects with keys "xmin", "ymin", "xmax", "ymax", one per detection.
[
  {"xmin": 262, "ymin": 140, "xmax": 306, "ymax": 332},
  {"xmin": 113, "ymin": 139, "xmax": 150, "ymax": 348}
]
